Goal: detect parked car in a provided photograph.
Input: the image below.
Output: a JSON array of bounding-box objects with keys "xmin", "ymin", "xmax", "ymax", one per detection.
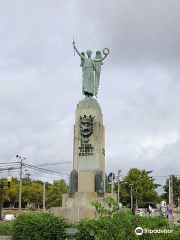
[
  {"xmin": 5, "ymin": 214, "xmax": 15, "ymax": 221},
  {"xmin": 0, "ymin": 216, "xmax": 5, "ymax": 221}
]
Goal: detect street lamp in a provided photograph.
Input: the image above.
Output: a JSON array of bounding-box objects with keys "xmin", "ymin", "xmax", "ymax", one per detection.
[
  {"xmin": 0, "ymin": 176, "xmax": 12, "ymax": 219},
  {"xmin": 129, "ymin": 184, "xmax": 134, "ymax": 210},
  {"xmin": 7, "ymin": 176, "xmax": 12, "ymax": 188}
]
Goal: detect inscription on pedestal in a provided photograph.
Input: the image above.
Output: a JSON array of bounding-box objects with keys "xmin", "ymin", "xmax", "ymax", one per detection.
[{"xmin": 79, "ymin": 144, "xmax": 94, "ymax": 156}]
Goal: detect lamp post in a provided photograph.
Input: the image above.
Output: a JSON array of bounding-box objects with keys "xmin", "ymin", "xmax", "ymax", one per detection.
[
  {"xmin": 129, "ymin": 184, "xmax": 134, "ymax": 210},
  {"xmin": 0, "ymin": 176, "xmax": 12, "ymax": 219},
  {"xmin": 117, "ymin": 170, "xmax": 121, "ymax": 204}
]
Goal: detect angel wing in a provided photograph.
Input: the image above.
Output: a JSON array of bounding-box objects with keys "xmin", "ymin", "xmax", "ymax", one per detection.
[{"xmin": 94, "ymin": 51, "xmax": 103, "ymax": 97}]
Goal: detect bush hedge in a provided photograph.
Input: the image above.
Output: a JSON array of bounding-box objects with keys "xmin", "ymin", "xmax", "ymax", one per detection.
[
  {"xmin": 76, "ymin": 214, "xmax": 176, "ymax": 240},
  {"xmin": 75, "ymin": 198, "xmax": 180, "ymax": 240},
  {"xmin": 0, "ymin": 221, "xmax": 13, "ymax": 236},
  {"xmin": 12, "ymin": 213, "xmax": 69, "ymax": 240}
]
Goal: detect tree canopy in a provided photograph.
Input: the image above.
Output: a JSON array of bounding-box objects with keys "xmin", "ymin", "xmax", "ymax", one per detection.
[
  {"xmin": 1, "ymin": 177, "xmax": 68, "ymax": 209},
  {"xmin": 114, "ymin": 168, "xmax": 159, "ymax": 208}
]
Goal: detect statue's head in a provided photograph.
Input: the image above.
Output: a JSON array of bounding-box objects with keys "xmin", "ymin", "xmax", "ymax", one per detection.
[
  {"xmin": 95, "ymin": 51, "xmax": 102, "ymax": 59},
  {"xmin": 86, "ymin": 50, "xmax": 92, "ymax": 58}
]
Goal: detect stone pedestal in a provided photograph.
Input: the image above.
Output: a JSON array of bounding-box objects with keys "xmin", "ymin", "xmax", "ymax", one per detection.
[
  {"xmin": 51, "ymin": 192, "xmax": 117, "ymax": 222},
  {"xmin": 73, "ymin": 97, "xmax": 106, "ymax": 193},
  {"xmin": 51, "ymin": 97, "xmax": 116, "ymax": 222}
]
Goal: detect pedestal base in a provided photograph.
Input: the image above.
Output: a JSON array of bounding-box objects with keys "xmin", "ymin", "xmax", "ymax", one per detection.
[
  {"xmin": 51, "ymin": 192, "xmax": 117, "ymax": 222},
  {"xmin": 51, "ymin": 206, "xmax": 97, "ymax": 223}
]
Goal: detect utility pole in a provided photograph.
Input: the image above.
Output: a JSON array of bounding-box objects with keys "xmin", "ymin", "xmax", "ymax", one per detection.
[
  {"xmin": 136, "ymin": 188, "xmax": 138, "ymax": 209},
  {"xmin": 169, "ymin": 175, "xmax": 173, "ymax": 223},
  {"xmin": 43, "ymin": 182, "xmax": 45, "ymax": 213},
  {"xmin": 19, "ymin": 158, "xmax": 23, "ymax": 213},
  {"xmin": 169, "ymin": 177, "xmax": 170, "ymax": 205},
  {"xmin": 117, "ymin": 170, "xmax": 121, "ymax": 204},
  {"xmin": 129, "ymin": 184, "xmax": 133, "ymax": 209},
  {"xmin": 16, "ymin": 155, "xmax": 26, "ymax": 213}
]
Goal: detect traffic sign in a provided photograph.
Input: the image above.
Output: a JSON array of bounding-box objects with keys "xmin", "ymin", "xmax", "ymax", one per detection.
[
  {"xmin": 108, "ymin": 172, "xmax": 115, "ymax": 182},
  {"xmin": 168, "ymin": 209, "xmax": 173, "ymax": 214}
]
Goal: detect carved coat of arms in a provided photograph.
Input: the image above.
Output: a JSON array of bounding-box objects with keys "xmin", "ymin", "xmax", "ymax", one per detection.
[{"xmin": 80, "ymin": 115, "xmax": 94, "ymax": 144}]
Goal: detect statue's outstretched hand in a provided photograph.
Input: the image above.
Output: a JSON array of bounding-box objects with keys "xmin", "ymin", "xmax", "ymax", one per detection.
[{"xmin": 103, "ymin": 48, "xmax": 110, "ymax": 56}]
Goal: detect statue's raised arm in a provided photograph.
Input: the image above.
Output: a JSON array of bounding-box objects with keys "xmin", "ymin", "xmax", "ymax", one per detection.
[
  {"xmin": 73, "ymin": 38, "xmax": 86, "ymax": 60},
  {"xmin": 94, "ymin": 48, "xmax": 110, "ymax": 62}
]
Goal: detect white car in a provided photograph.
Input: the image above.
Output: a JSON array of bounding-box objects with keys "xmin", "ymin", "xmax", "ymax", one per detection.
[{"xmin": 5, "ymin": 214, "xmax": 15, "ymax": 221}]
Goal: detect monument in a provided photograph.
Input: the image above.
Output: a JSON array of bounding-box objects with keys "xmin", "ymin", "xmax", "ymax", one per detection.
[{"xmin": 51, "ymin": 39, "xmax": 116, "ymax": 222}]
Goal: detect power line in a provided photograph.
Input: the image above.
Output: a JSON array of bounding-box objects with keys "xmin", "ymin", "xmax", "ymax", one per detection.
[
  {"xmin": 27, "ymin": 173, "xmax": 69, "ymax": 179},
  {"xmin": 0, "ymin": 162, "xmax": 20, "ymax": 165},
  {"xmin": 149, "ymin": 176, "xmax": 167, "ymax": 178},
  {"xmin": 36, "ymin": 161, "xmax": 71, "ymax": 167},
  {"xmin": 24, "ymin": 163, "xmax": 63, "ymax": 173},
  {"xmin": 0, "ymin": 167, "xmax": 20, "ymax": 171},
  {"xmin": 24, "ymin": 164, "xmax": 68, "ymax": 176}
]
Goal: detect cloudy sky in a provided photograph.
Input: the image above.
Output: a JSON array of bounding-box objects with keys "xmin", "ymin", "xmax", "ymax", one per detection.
[{"xmin": 0, "ymin": 0, "xmax": 180, "ymax": 190}]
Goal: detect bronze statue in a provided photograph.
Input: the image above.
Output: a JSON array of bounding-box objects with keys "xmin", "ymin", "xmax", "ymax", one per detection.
[{"xmin": 73, "ymin": 38, "xmax": 109, "ymax": 98}]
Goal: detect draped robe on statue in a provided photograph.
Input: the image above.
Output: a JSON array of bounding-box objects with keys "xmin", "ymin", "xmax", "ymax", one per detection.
[{"xmin": 82, "ymin": 58, "xmax": 95, "ymax": 96}]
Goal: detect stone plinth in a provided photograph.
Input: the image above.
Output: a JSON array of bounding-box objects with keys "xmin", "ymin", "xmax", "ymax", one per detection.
[
  {"xmin": 51, "ymin": 193, "xmax": 117, "ymax": 223},
  {"xmin": 51, "ymin": 206, "xmax": 97, "ymax": 223}
]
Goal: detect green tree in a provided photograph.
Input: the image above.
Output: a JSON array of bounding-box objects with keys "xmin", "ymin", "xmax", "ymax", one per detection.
[
  {"xmin": 1, "ymin": 178, "xmax": 19, "ymax": 208},
  {"xmin": 1, "ymin": 176, "xmax": 68, "ymax": 209},
  {"xmin": 6, "ymin": 181, "xmax": 19, "ymax": 207},
  {"xmin": 22, "ymin": 185, "xmax": 30, "ymax": 206},
  {"xmin": 28, "ymin": 182, "xmax": 43, "ymax": 208},
  {"xmin": 46, "ymin": 179, "xmax": 68, "ymax": 207},
  {"xmin": 114, "ymin": 168, "xmax": 159, "ymax": 207},
  {"xmin": 162, "ymin": 175, "xmax": 180, "ymax": 207},
  {"xmin": 22, "ymin": 177, "xmax": 32, "ymax": 187}
]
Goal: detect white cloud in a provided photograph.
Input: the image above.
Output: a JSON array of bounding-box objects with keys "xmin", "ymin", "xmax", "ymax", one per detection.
[{"xmin": 136, "ymin": 132, "xmax": 179, "ymax": 160}]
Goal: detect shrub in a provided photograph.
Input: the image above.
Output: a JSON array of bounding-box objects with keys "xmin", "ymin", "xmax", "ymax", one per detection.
[
  {"xmin": 76, "ymin": 197, "xmax": 179, "ymax": 240},
  {"xmin": 12, "ymin": 213, "xmax": 69, "ymax": 240},
  {"xmin": 0, "ymin": 221, "xmax": 13, "ymax": 236}
]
